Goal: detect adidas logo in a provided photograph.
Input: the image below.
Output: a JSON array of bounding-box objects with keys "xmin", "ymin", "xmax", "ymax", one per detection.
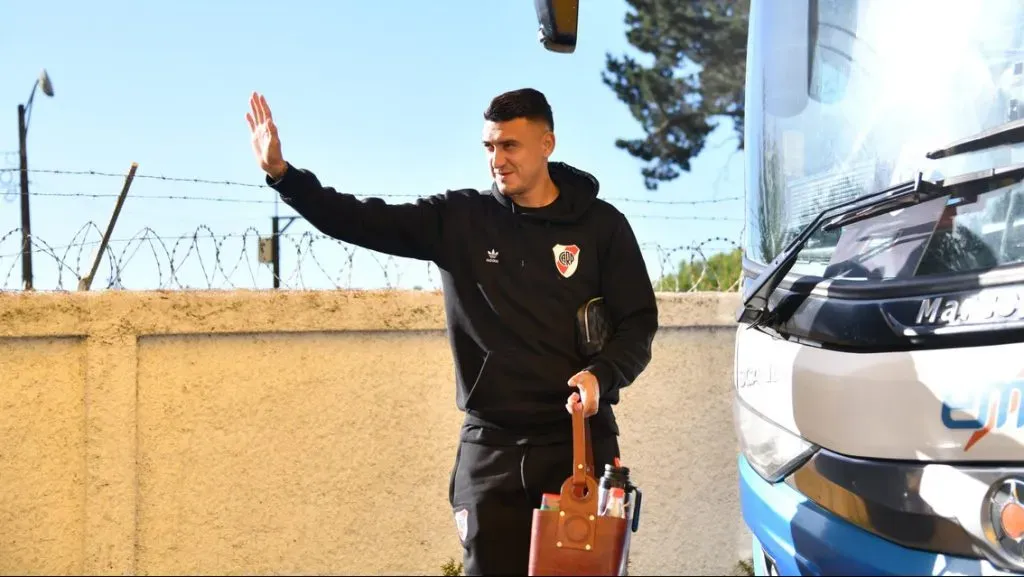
[{"xmin": 486, "ymin": 249, "xmax": 499, "ymax": 264}]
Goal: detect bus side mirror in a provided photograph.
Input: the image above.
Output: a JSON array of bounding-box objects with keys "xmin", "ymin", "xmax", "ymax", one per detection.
[{"xmin": 534, "ymin": 0, "xmax": 579, "ymax": 53}]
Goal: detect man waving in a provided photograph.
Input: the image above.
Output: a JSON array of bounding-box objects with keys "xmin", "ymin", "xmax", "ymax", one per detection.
[{"xmin": 246, "ymin": 88, "xmax": 658, "ymax": 575}]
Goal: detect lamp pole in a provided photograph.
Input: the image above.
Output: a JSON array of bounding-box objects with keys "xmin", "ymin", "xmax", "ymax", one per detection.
[
  {"xmin": 17, "ymin": 69, "xmax": 55, "ymax": 291},
  {"xmin": 17, "ymin": 104, "xmax": 32, "ymax": 290}
]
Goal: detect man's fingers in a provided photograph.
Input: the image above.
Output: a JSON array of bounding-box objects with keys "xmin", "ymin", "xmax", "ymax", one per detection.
[
  {"xmin": 250, "ymin": 91, "xmax": 271, "ymax": 125},
  {"xmin": 259, "ymin": 93, "xmax": 273, "ymax": 122},
  {"xmin": 250, "ymin": 92, "xmax": 262, "ymax": 125},
  {"xmin": 567, "ymin": 373, "xmax": 598, "ymax": 413},
  {"xmin": 245, "ymin": 112, "xmax": 255, "ymax": 132}
]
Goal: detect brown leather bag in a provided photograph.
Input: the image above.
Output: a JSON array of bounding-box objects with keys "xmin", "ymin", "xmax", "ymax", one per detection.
[{"xmin": 527, "ymin": 408, "xmax": 630, "ymax": 576}]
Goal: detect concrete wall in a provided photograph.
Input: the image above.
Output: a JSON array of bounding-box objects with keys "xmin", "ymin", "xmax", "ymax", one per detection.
[{"xmin": 0, "ymin": 289, "xmax": 745, "ymax": 576}]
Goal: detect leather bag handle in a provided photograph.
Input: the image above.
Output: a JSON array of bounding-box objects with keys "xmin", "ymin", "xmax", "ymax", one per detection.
[
  {"xmin": 571, "ymin": 406, "xmax": 596, "ymax": 489},
  {"xmin": 552, "ymin": 406, "xmax": 602, "ymax": 553}
]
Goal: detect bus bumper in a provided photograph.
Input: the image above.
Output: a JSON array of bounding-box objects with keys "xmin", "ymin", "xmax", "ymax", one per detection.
[{"xmin": 738, "ymin": 454, "xmax": 1020, "ymax": 576}]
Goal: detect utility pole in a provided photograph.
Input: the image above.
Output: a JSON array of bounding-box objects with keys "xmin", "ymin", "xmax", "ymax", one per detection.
[
  {"xmin": 271, "ymin": 216, "xmax": 280, "ymax": 288},
  {"xmin": 16, "ymin": 69, "xmax": 54, "ymax": 291},
  {"xmin": 259, "ymin": 215, "xmax": 301, "ymax": 288},
  {"xmin": 17, "ymin": 104, "xmax": 32, "ymax": 290}
]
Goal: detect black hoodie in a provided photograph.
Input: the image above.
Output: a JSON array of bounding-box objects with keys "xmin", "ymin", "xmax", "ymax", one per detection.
[{"xmin": 269, "ymin": 161, "xmax": 659, "ymax": 446}]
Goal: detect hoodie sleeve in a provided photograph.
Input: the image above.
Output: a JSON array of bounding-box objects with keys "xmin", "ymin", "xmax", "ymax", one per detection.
[
  {"xmin": 584, "ymin": 213, "xmax": 659, "ymax": 397},
  {"xmin": 267, "ymin": 162, "xmax": 448, "ymax": 265}
]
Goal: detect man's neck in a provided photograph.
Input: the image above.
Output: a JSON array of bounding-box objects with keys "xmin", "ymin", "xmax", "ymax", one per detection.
[{"xmin": 511, "ymin": 175, "xmax": 560, "ymax": 209}]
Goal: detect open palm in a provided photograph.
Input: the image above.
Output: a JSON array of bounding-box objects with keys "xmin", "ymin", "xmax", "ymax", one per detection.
[{"xmin": 245, "ymin": 92, "xmax": 286, "ymax": 179}]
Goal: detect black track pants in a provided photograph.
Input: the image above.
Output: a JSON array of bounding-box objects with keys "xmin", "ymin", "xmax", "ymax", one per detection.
[{"xmin": 448, "ymin": 435, "xmax": 621, "ymax": 576}]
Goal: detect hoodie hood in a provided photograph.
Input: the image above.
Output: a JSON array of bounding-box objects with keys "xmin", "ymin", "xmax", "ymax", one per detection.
[{"xmin": 489, "ymin": 161, "xmax": 600, "ymax": 224}]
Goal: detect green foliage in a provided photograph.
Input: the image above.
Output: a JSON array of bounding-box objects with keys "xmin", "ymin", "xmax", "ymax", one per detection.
[
  {"xmin": 655, "ymin": 247, "xmax": 742, "ymax": 291},
  {"xmin": 440, "ymin": 557, "xmax": 463, "ymax": 576},
  {"xmin": 603, "ymin": 0, "xmax": 750, "ymax": 190}
]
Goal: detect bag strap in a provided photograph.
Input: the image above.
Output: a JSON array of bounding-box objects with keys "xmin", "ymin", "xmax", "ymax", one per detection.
[
  {"xmin": 570, "ymin": 406, "xmax": 596, "ymax": 488},
  {"xmin": 560, "ymin": 407, "xmax": 600, "ymax": 529}
]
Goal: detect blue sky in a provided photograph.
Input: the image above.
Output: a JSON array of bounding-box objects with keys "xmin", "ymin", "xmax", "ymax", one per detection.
[{"xmin": 1, "ymin": 0, "xmax": 745, "ymax": 291}]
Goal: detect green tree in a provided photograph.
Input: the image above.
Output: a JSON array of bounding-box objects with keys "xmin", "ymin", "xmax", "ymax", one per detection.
[
  {"xmin": 655, "ymin": 247, "xmax": 742, "ymax": 291},
  {"xmin": 440, "ymin": 558, "xmax": 463, "ymax": 576},
  {"xmin": 603, "ymin": 0, "xmax": 750, "ymax": 190}
]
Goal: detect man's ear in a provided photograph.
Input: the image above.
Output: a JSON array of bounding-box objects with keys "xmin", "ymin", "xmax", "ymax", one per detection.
[{"xmin": 543, "ymin": 131, "xmax": 556, "ymax": 158}]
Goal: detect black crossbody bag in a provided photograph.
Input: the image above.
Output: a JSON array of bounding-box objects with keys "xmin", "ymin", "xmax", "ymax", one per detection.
[{"xmin": 576, "ymin": 296, "xmax": 611, "ymax": 358}]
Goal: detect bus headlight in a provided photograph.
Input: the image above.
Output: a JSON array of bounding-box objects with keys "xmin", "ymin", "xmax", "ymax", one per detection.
[{"xmin": 734, "ymin": 397, "xmax": 818, "ymax": 483}]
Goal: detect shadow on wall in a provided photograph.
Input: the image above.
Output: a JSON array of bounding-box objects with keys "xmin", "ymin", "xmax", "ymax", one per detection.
[{"xmin": 613, "ymin": 325, "xmax": 747, "ymax": 576}]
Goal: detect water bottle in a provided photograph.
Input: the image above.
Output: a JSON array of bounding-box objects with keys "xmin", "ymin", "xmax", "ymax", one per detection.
[
  {"xmin": 599, "ymin": 459, "xmax": 642, "ymax": 577},
  {"xmin": 598, "ymin": 463, "xmax": 634, "ymax": 524}
]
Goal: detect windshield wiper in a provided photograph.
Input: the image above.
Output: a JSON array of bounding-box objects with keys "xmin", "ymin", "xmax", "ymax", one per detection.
[
  {"xmin": 926, "ymin": 118, "xmax": 1024, "ymax": 160},
  {"xmin": 737, "ymin": 173, "xmax": 939, "ymax": 327},
  {"xmin": 831, "ymin": 162, "xmax": 1024, "ymax": 235},
  {"xmin": 738, "ymin": 161, "xmax": 1024, "ymax": 330}
]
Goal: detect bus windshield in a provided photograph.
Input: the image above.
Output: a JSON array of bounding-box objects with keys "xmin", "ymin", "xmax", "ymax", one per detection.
[{"xmin": 745, "ymin": 0, "xmax": 1024, "ymax": 281}]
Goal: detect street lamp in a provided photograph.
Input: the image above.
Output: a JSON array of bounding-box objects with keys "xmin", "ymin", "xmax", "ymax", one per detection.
[{"xmin": 18, "ymin": 68, "xmax": 54, "ymax": 291}]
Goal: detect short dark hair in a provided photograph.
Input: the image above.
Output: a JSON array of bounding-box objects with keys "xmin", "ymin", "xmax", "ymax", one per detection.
[{"xmin": 483, "ymin": 88, "xmax": 554, "ymax": 131}]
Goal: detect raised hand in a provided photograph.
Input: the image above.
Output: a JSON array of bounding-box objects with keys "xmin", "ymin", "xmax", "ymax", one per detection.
[{"xmin": 245, "ymin": 92, "xmax": 287, "ymax": 180}]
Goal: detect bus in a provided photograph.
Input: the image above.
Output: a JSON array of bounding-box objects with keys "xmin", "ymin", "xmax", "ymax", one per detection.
[
  {"xmin": 735, "ymin": 0, "xmax": 1024, "ymax": 574},
  {"xmin": 537, "ymin": 0, "xmax": 1024, "ymax": 575}
]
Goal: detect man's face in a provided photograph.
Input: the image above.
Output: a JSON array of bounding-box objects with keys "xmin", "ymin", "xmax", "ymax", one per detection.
[{"xmin": 482, "ymin": 118, "xmax": 555, "ymax": 196}]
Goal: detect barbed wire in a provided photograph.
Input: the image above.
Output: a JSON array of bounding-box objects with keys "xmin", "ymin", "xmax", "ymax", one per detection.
[
  {"xmin": 0, "ymin": 164, "xmax": 743, "ymax": 291},
  {"xmin": 0, "ymin": 223, "xmax": 742, "ymax": 292},
  {"xmin": 11, "ymin": 190, "xmax": 741, "ymax": 221},
  {"xmin": 0, "ymin": 166, "xmax": 744, "ymax": 207},
  {"xmin": 644, "ymin": 236, "xmax": 743, "ymax": 293}
]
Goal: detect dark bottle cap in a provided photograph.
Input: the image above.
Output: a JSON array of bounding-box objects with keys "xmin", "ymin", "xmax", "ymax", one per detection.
[{"xmin": 600, "ymin": 464, "xmax": 630, "ymax": 490}]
